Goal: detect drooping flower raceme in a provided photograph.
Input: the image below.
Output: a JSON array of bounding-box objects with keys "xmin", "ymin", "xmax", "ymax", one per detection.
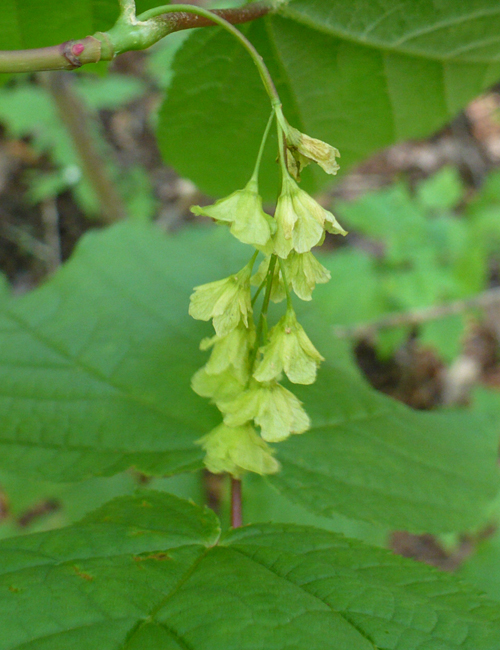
[{"xmin": 188, "ymin": 104, "xmax": 347, "ymax": 479}]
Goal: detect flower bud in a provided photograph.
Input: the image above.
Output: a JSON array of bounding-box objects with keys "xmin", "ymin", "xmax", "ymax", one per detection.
[
  {"xmin": 189, "ymin": 263, "xmax": 252, "ymax": 337},
  {"xmin": 201, "ymin": 323, "xmax": 255, "ymax": 384},
  {"xmin": 221, "ymin": 380, "xmax": 310, "ymax": 442},
  {"xmin": 274, "ymin": 176, "xmax": 346, "ymax": 258},
  {"xmin": 191, "ymin": 179, "xmax": 276, "ymax": 252},
  {"xmin": 253, "ymin": 308, "xmax": 324, "ymax": 385},
  {"xmin": 197, "ymin": 423, "xmax": 280, "ymax": 477}
]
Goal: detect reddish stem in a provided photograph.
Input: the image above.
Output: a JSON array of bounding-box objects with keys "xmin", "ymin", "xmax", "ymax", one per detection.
[
  {"xmin": 155, "ymin": 2, "xmax": 271, "ymax": 33},
  {"xmin": 231, "ymin": 477, "xmax": 243, "ymax": 528}
]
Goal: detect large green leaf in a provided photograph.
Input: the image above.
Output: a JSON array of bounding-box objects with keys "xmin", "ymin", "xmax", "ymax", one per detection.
[
  {"xmin": 1, "ymin": 491, "xmax": 500, "ymax": 650},
  {"xmin": 0, "ymin": 221, "xmax": 218, "ymax": 480},
  {"xmin": 0, "ymin": 220, "xmax": 497, "ymax": 533},
  {"xmin": 158, "ymin": 0, "xmax": 500, "ymax": 198},
  {"xmin": 271, "ymin": 363, "xmax": 500, "ymax": 533},
  {"xmin": 0, "ymin": 0, "xmax": 164, "ymax": 50},
  {"xmin": 459, "ymin": 531, "xmax": 500, "ymax": 604}
]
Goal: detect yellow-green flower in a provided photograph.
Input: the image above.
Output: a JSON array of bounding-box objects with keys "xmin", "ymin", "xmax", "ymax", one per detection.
[
  {"xmin": 191, "ymin": 179, "xmax": 276, "ymax": 251},
  {"xmin": 189, "ymin": 263, "xmax": 252, "ymax": 337},
  {"xmin": 191, "ymin": 366, "xmax": 245, "ymax": 403},
  {"xmin": 197, "ymin": 423, "xmax": 280, "ymax": 477},
  {"xmin": 252, "ymin": 251, "xmax": 331, "ymax": 302},
  {"xmin": 275, "ymin": 107, "xmax": 340, "ymax": 178},
  {"xmin": 274, "ymin": 176, "xmax": 347, "ymax": 258},
  {"xmin": 201, "ymin": 323, "xmax": 255, "ymax": 385},
  {"xmin": 284, "ymin": 251, "xmax": 331, "ymax": 301},
  {"xmin": 287, "ymin": 126, "xmax": 340, "ymax": 177},
  {"xmin": 253, "ymin": 308, "xmax": 323, "ymax": 385},
  {"xmin": 221, "ymin": 380, "xmax": 310, "ymax": 442}
]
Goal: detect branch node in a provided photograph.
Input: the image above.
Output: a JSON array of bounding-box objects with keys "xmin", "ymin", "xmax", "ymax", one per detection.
[{"xmin": 60, "ymin": 41, "xmax": 85, "ymax": 68}]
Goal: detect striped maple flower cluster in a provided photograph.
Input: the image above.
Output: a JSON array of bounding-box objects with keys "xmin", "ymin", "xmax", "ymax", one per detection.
[{"xmin": 189, "ymin": 106, "xmax": 346, "ymax": 478}]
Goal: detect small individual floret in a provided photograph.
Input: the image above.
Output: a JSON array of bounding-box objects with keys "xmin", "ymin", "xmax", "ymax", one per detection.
[
  {"xmin": 191, "ymin": 179, "xmax": 276, "ymax": 251},
  {"xmin": 276, "ymin": 108, "xmax": 341, "ymax": 178},
  {"xmin": 274, "ymin": 176, "xmax": 347, "ymax": 258},
  {"xmin": 287, "ymin": 126, "xmax": 340, "ymax": 177},
  {"xmin": 201, "ymin": 323, "xmax": 255, "ymax": 384},
  {"xmin": 283, "ymin": 251, "xmax": 331, "ymax": 301},
  {"xmin": 191, "ymin": 366, "xmax": 245, "ymax": 404},
  {"xmin": 221, "ymin": 380, "xmax": 310, "ymax": 442},
  {"xmin": 197, "ymin": 423, "xmax": 280, "ymax": 477},
  {"xmin": 189, "ymin": 262, "xmax": 252, "ymax": 337},
  {"xmin": 252, "ymin": 251, "xmax": 331, "ymax": 302},
  {"xmin": 253, "ymin": 308, "xmax": 324, "ymax": 385}
]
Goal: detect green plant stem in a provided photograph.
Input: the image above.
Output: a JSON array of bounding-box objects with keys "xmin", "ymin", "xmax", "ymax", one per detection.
[
  {"xmin": 145, "ymin": 1, "xmax": 272, "ymax": 33},
  {"xmin": 137, "ymin": 4, "xmax": 281, "ymax": 108},
  {"xmin": 119, "ymin": 0, "xmax": 137, "ymax": 22},
  {"xmin": 250, "ymin": 254, "xmax": 277, "ymax": 371},
  {"xmin": 0, "ymin": 2, "xmax": 273, "ymax": 73},
  {"xmin": 231, "ymin": 477, "xmax": 243, "ymax": 528},
  {"xmin": 250, "ymin": 111, "xmax": 275, "ymax": 183},
  {"xmin": 252, "ymin": 276, "xmax": 267, "ymax": 307},
  {"xmin": 278, "ymin": 258, "xmax": 293, "ymax": 310},
  {"xmin": 276, "ymin": 120, "xmax": 290, "ymax": 178},
  {"xmin": 259, "ymin": 254, "xmax": 277, "ymax": 331},
  {"xmin": 249, "ymin": 250, "xmax": 260, "ymax": 270},
  {"xmin": 0, "ymin": 37, "xmax": 104, "ymax": 73}
]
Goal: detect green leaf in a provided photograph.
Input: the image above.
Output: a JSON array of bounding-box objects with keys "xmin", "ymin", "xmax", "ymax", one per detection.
[
  {"xmin": 0, "ymin": 1, "xmax": 117, "ymax": 49},
  {"xmin": 420, "ymin": 315, "xmax": 465, "ymax": 363},
  {"xmin": 417, "ymin": 167, "xmax": 463, "ymax": 211},
  {"xmin": 459, "ymin": 530, "xmax": 500, "ymax": 604},
  {"xmin": 337, "ymin": 184, "xmax": 428, "ymax": 265},
  {"xmin": 0, "ymin": 1, "xmax": 166, "ymax": 49},
  {"xmin": 0, "ymin": 469, "xmax": 204, "ymax": 539},
  {"xmin": 0, "ymin": 221, "xmax": 222, "ymax": 481},
  {"xmin": 158, "ymin": 0, "xmax": 500, "ymax": 199},
  {"xmin": 242, "ymin": 473, "xmax": 387, "ymax": 548},
  {"xmin": 272, "ymin": 361, "xmax": 500, "ymax": 534},
  {"xmin": 1, "ymin": 491, "xmax": 500, "ymax": 650}
]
